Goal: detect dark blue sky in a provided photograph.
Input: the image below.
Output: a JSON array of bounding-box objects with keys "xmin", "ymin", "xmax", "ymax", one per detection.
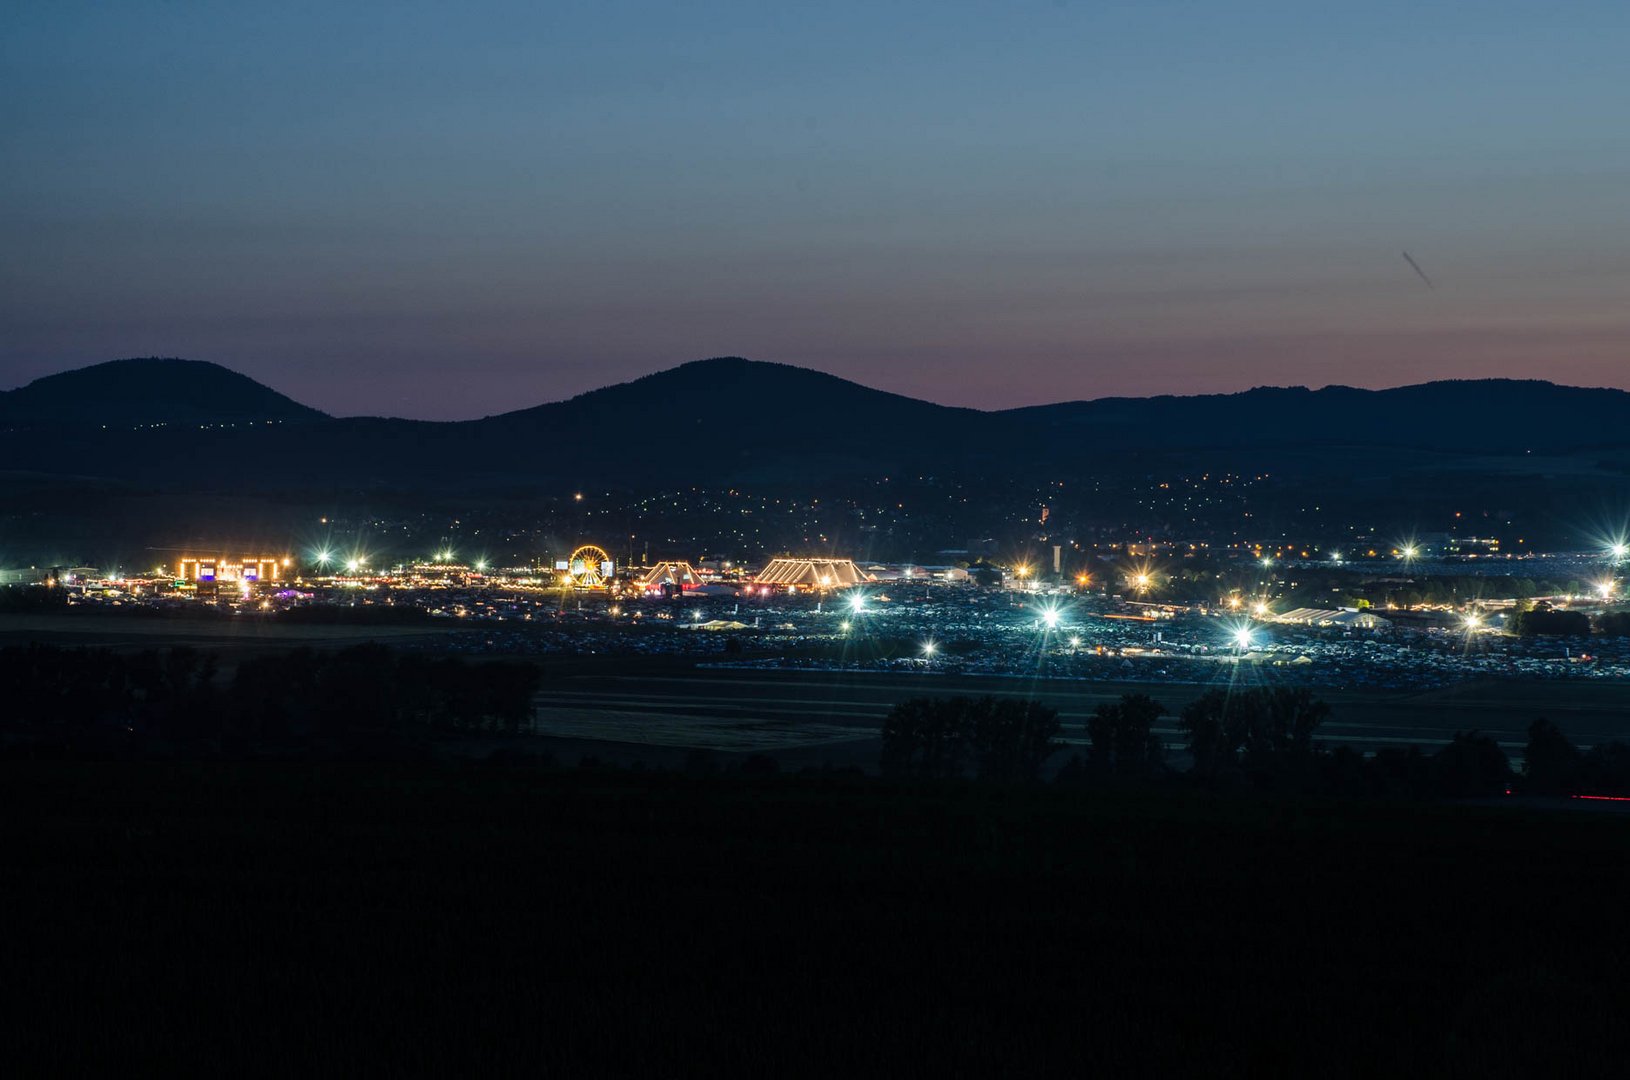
[{"xmin": 5, "ymin": 1, "xmax": 1628, "ymax": 418}]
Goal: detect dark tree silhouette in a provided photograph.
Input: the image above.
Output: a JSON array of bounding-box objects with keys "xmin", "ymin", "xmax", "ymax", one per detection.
[
  {"xmin": 1523, "ymin": 718, "xmax": 1580, "ymax": 795},
  {"xmin": 971, "ymin": 698, "xmax": 1062, "ymax": 782},
  {"xmin": 1581, "ymin": 740, "xmax": 1630, "ymax": 795},
  {"xmin": 1509, "ymin": 607, "xmax": 1590, "ymax": 637},
  {"xmin": 1432, "ymin": 732, "xmax": 1511, "ymax": 797},
  {"xmin": 1596, "ymin": 612, "xmax": 1630, "ymax": 637},
  {"xmin": 880, "ymin": 697, "xmax": 971, "ymax": 780},
  {"xmin": 1087, "ymin": 693, "xmax": 1166, "ymax": 775},
  {"xmin": 881, "ymin": 696, "xmax": 1061, "ymax": 782},
  {"xmin": 1179, "ymin": 687, "xmax": 1330, "ymax": 783}
]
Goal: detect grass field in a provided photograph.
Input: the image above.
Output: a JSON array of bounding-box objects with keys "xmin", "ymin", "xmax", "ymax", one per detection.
[
  {"xmin": 4, "ymin": 760, "xmax": 1629, "ymax": 1075},
  {"xmin": 8, "ymin": 612, "xmax": 1628, "ymax": 770},
  {"xmin": 519, "ymin": 666, "xmax": 1630, "ymax": 771}
]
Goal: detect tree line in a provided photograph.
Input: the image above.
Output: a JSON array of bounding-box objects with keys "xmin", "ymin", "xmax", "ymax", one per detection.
[
  {"xmin": 0, "ymin": 642, "xmax": 540, "ymax": 752},
  {"xmin": 880, "ymin": 689, "xmax": 1630, "ymax": 799}
]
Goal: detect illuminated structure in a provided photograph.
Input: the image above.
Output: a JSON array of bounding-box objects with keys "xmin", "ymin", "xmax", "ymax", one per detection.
[
  {"xmin": 1275, "ymin": 607, "xmax": 1389, "ymax": 629},
  {"xmin": 557, "ymin": 544, "xmax": 614, "ymax": 589},
  {"xmin": 637, "ymin": 561, "xmax": 702, "ymax": 591},
  {"xmin": 178, "ymin": 556, "xmax": 285, "ymax": 594},
  {"xmin": 753, "ymin": 557, "xmax": 869, "ymax": 590}
]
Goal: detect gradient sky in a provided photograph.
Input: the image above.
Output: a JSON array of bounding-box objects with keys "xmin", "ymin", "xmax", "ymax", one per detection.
[{"xmin": 4, "ymin": 1, "xmax": 1629, "ymax": 419}]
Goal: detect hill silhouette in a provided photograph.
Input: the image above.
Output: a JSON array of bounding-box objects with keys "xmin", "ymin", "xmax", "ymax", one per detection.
[
  {"xmin": 465, "ymin": 356, "xmax": 988, "ymax": 480},
  {"xmin": 2, "ymin": 355, "xmax": 1629, "ymax": 493},
  {"xmin": 1015, "ymin": 378, "xmax": 1630, "ymax": 452},
  {"xmin": 4, "ymin": 355, "xmax": 1630, "ymax": 560},
  {"xmin": 0, "ymin": 357, "xmax": 328, "ymax": 432}
]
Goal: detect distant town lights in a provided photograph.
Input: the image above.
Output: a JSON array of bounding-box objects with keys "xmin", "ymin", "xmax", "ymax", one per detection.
[{"xmin": 1041, "ymin": 607, "xmax": 1060, "ymax": 629}]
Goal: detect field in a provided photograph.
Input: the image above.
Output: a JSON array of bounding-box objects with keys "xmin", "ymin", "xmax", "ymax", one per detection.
[
  {"xmin": 5, "ymin": 760, "xmax": 1630, "ymax": 1075},
  {"xmin": 0, "ymin": 612, "xmax": 452, "ymax": 649},
  {"xmin": 8, "ymin": 612, "xmax": 1628, "ymax": 771},
  {"xmin": 520, "ymin": 666, "xmax": 1630, "ymax": 771},
  {"xmin": 5, "ymin": 615, "xmax": 1630, "ymax": 1072}
]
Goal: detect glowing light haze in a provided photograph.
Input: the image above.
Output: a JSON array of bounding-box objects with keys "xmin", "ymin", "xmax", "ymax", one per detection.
[{"xmin": 4, "ymin": 1, "xmax": 1629, "ymax": 419}]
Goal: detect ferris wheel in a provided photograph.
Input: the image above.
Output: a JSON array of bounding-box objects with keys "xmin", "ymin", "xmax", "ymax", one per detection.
[{"xmin": 567, "ymin": 544, "xmax": 613, "ymax": 588}]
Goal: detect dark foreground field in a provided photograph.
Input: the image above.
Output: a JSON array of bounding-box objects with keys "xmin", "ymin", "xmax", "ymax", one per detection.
[{"xmin": 5, "ymin": 763, "xmax": 1630, "ymax": 1076}]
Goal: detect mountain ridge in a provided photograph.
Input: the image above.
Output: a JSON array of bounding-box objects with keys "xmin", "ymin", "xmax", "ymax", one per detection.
[
  {"xmin": 3, "ymin": 356, "xmax": 1628, "ymax": 562},
  {"xmin": 0, "ymin": 357, "xmax": 328, "ymax": 431},
  {"xmin": 4, "ymin": 357, "xmax": 1630, "ymax": 486},
  {"xmin": 12, "ymin": 354, "xmax": 1626, "ymax": 434}
]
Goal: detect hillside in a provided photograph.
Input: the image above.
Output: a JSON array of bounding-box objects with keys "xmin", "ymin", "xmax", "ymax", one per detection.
[
  {"xmin": 467, "ymin": 356, "xmax": 992, "ymax": 479},
  {"xmin": 1014, "ymin": 379, "xmax": 1630, "ymax": 452},
  {"xmin": 2, "ymin": 354, "xmax": 1629, "ymax": 499},
  {"xmin": 0, "ymin": 358, "xmax": 328, "ymax": 431}
]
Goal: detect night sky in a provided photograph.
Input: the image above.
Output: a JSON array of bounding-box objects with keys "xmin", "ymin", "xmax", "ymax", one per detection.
[{"xmin": 5, "ymin": 1, "xmax": 1629, "ymax": 419}]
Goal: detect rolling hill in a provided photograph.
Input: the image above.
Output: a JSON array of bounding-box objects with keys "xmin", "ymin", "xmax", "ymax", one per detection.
[
  {"xmin": 3, "ymin": 355, "xmax": 1629, "ymax": 562},
  {"xmin": 0, "ymin": 357, "xmax": 328, "ymax": 432},
  {"xmin": 1, "ymin": 353, "xmax": 1628, "ymax": 496}
]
